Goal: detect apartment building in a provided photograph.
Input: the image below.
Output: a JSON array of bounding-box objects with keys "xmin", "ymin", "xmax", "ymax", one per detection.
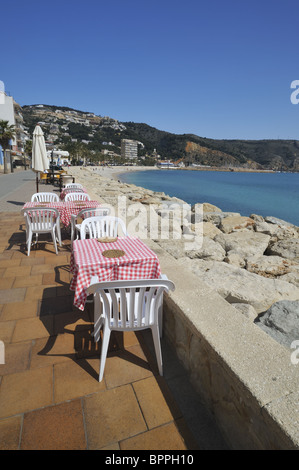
[
  {"xmin": 121, "ymin": 139, "xmax": 138, "ymax": 160},
  {"xmin": 0, "ymin": 93, "xmax": 28, "ymax": 155}
]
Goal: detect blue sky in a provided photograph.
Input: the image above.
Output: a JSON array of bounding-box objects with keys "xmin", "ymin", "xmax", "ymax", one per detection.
[{"xmin": 1, "ymin": 0, "xmax": 299, "ymax": 139}]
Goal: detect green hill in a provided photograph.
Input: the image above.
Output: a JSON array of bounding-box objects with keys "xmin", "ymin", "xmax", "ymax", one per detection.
[{"xmin": 22, "ymin": 104, "xmax": 299, "ymax": 171}]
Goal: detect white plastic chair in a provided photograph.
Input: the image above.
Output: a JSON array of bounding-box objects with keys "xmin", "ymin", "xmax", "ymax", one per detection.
[
  {"xmin": 87, "ymin": 276, "xmax": 175, "ymax": 381},
  {"xmin": 71, "ymin": 208, "xmax": 110, "ymax": 243},
  {"xmin": 23, "ymin": 208, "xmax": 62, "ymax": 256},
  {"xmin": 65, "ymin": 183, "xmax": 83, "ymax": 189},
  {"xmin": 31, "ymin": 192, "xmax": 59, "ymax": 202},
  {"xmin": 64, "ymin": 192, "xmax": 91, "ymax": 202},
  {"xmin": 80, "ymin": 216, "xmax": 128, "ymax": 239}
]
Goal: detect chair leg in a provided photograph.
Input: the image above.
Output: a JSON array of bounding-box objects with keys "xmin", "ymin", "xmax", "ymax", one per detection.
[
  {"xmin": 151, "ymin": 325, "xmax": 163, "ymax": 376},
  {"xmin": 99, "ymin": 323, "xmax": 111, "ymax": 382},
  {"xmin": 27, "ymin": 230, "xmax": 32, "ymax": 256},
  {"xmin": 51, "ymin": 229, "xmax": 58, "ymax": 255},
  {"xmin": 56, "ymin": 222, "xmax": 62, "ymax": 246}
]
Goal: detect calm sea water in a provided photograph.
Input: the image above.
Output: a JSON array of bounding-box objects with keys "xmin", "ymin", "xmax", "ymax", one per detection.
[{"xmin": 119, "ymin": 169, "xmax": 299, "ymax": 227}]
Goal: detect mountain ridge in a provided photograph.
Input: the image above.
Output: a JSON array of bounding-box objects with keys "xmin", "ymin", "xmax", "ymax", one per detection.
[{"xmin": 21, "ymin": 104, "xmax": 299, "ymax": 170}]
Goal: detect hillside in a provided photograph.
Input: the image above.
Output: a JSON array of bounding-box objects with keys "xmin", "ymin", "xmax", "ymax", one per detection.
[{"xmin": 22, "ymin": 104, "xmax": 299, "ymax": 170}]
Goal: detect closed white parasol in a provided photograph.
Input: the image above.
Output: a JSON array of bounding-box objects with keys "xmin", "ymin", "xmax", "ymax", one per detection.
[{"xmin": 32, "ymin": 125, "xmax": 49, "ymax": 192}]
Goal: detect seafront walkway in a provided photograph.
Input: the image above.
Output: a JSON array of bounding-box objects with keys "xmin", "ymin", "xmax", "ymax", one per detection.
[{"xmin": 0, "ymin": 170, "xmax": 228, "ymax": 450}]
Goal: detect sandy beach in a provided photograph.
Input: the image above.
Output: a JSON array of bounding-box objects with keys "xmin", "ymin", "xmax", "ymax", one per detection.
[{"xmin": 82, "ymin": 165, "xmax": 158, "ymax": 182}]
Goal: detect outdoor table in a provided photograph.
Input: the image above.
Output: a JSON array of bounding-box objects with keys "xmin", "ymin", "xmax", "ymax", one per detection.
[
  {"xmin": 60, "ymin": 187, "xmax": 88, "ymax": 200},
  {"xmin": 22, "ymin": 200, "xmax": 101, "ymax": 228},
  {"xmin": 70, "ymin": 236, "xmax": 162, "ymax": 311}
]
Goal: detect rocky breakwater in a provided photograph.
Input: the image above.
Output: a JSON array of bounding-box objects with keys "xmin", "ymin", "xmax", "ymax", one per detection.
[{"xmin": 71, "ymin": 167, "xmax": 299, "ymax": 349}]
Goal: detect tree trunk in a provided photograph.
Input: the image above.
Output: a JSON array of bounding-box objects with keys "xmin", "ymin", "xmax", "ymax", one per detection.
[{"xmin": 4, "ymin": 150, "xmax": 9, "ymax": 174}]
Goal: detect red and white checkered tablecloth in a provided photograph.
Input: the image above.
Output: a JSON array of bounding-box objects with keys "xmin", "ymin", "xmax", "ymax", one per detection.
[
  {"xmin": 70, "ymin": 237, "xmax": 162, "ymax": 311},
  {"xmin": 23, "ymin": 201, "xmax": 101, "ymax": 227}
]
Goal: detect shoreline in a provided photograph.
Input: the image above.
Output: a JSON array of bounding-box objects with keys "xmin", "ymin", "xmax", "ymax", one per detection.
[{"xmin": 76, "ymin": 164, "xmax": 281, "ymax": 184}]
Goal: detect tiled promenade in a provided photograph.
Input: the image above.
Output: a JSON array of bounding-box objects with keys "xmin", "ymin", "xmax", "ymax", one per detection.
[{"xmin": 0, "ymin": 170, "xmax": 228, "ymax": 450}]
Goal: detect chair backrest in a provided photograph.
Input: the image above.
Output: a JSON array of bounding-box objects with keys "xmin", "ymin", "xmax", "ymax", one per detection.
[
  {"xmin": 63, "ymin": 187, "xmax": 84, "ymax": 195},
  {"xmin": 80, "ymin": 216, "xmax": 127, "ymax": 239},
  {"xmin": 65, "ymin": 192, "xmax": 91, "ymax": 202},
  {"xmin": 31, "ymin": 192, "xmax": 59, "ymax": 202},
  {"xmin": 78, "ymin": 207, "xmax": 110, "ymax": 220},
  {"xmin": 87, "ymin": 278, "xmax": 175, "ymax": 331},
  {"xmin": 24, "ymin": 208, "xmax": 59, "ymax": 231},
  {"xmin": 65, "ymin": 183, "xmax": 83, "ymax": 189}
]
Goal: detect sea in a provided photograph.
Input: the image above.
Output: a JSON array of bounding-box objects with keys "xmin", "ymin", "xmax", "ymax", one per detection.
[{"xmin": 119, "ymin": 169, "xmax": 299, "ymax": 227}]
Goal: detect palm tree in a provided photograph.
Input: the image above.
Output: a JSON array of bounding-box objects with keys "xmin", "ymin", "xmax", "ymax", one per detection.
[
  {"xmin": 0, "ymin": 120, "xmax": 15, "ymax": 173},
  {"xmin": 0, "ymin": 120, "xmax": 15, "ymax": 151}
]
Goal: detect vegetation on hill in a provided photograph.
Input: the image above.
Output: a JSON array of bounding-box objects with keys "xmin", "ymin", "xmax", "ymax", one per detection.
[{"xmin": 22, "ymin": 104, "xmax": 299, "ymax": 170}]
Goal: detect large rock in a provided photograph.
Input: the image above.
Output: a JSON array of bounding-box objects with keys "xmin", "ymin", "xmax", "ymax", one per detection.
[
  {"xmin": 157, "ymin": 237, "xmax": 225, "ymax": 261},
  {"xmin": 246, "ymin": 255, "xmax": 294, "ymax": 277},
  {"xmin": 183, "ymin": 259, "xmax": 299, "ymax": 313},
  {"xmin": 219, "ymin": 215, "xmax": 255, "ymax": 234},
  {"xmin": 214, "ymin": 231, "xmax": 270, "ymax": 259},
  {"xmin": 255, "ymin": 300, "xmax": 299, "ymax": 348},
  {"xmin": 266, "ymin": 238, "xmax": 299, "ymax": 261}
]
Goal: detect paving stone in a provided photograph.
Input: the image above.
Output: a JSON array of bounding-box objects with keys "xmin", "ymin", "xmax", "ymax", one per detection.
[
  {"xmin": 0, "ymin": 416, "xmax": 22, "ymax": 450},
  {"xmin": 12, "ymin": 316, "xmax": 54, "ymax": 342},
  {"xmin": 0, "ymin": 366, "xmax": 53, "ymax": 418},
  {"xmin": 54, "ymin": 358, "xmax": 106, "ymax": 402},
  {"xmin": 83, "ymin": 385, "xmax": 147, "ymax": 449},
  {"xmin": 20, "ymin": 400, "xmax": 86, "ymax": 450},
  {"xmin": 1, "ymin": 300, "xmax": 38, "ymax": 321},
  {"xmin": 0, "ymin": 287, "xmax": 26, "ymax": 303},
  {"xmin": 133, "ymin": 376, "xmax": 182, "ymax": 429},
  {"xmin": 0, "ymin": 341, "xmax": 31, "ymax": 375},
  {"xmin": 13, "ymin": 274, "xmax": 43, "ymax": 288},
  {"xmin": 0, "ymin": 320, "xmax": 16, "ymax": 343},
  {"xmin": 120, "ymin": 421, "xmax": 187, "ymax": 450},
  {"xmin": 103, "ymin": 344, "xmax": 154, "ymax": 388}
]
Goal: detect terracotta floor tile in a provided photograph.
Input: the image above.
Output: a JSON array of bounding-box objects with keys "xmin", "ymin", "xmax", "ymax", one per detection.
[
  {"xmin": 30, "ymin": 333, "xmax": 76, "ymax": 368},
  {"xmin": 25, "ymin": 285, "xmax": 56, "ymax": 301},
  {"xmin": 54, "ymin": 358, "xmax": 105, "ymax": 403},
  {"xmin": 120, "ymin": 422, "xmax": 187, "ymax": 450},
  {"xmin": 0, "ymin": 341, "xmax": 31, "ymax": 375},
  {"xmin": 0, "ymin": 259, "xmax": 21, "ymax": 268},
  {"xmin": 0, "ymin": 320, "xmax": 16, "ymax": 343},
  {"xmin": 0, "ymin": 366, "xmax": 53, "ymax": 418},
  {"xmin": 39, "ymin": 295, "xmax": 74, "ymax": 316},
  {"xmin": 0, "ymin": 287, "xmax": 26, "ymax": 303},
  {"xmin": 1, "ymin": 300, "xmax": 39, "ymax": 321},
  {"xmin": 13, "ymin": 274, "xmax": 43, "ymax": 288},
  {"xmin": 104, "ymin": 344, "xmax": 154, "ymax": 389},
  {"xmin": 0, "ymin": 416, "xmax": 22, "ymax": 450},
  {"xmin": 133, "ymin": 376, "xmax": 182, "ymax": 429},
  {"xmin": 44, "ymin": 254, "xmax": 68, "ymax": 266},
  {"xmin": 12, "ymin": 316, "xmax": 54, "ymax": 342},
  {"xmin": 0, "ymin": 277, "xmax": 15, "ymax": 289},
  {"xmin": 3, "ymin": 266, "xmax": 31, "ymax": 278},
  {"xmin": 20, "ymin": 256, "xmax": 45, "ymax": 266},
  {"xmin": 30, "ymin": 264, "xmax": 56, "ymax": 275},
  {"xmin": 52, "ymin": 310, "xmax": 92, "ymax": 336},
  {"xmin": 21, "ymin": 400, "xmax": 86, "ymax": 450},
  {"xmin": 83, "ymin": 385, "xmax": 146, "ymax": 449}
]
